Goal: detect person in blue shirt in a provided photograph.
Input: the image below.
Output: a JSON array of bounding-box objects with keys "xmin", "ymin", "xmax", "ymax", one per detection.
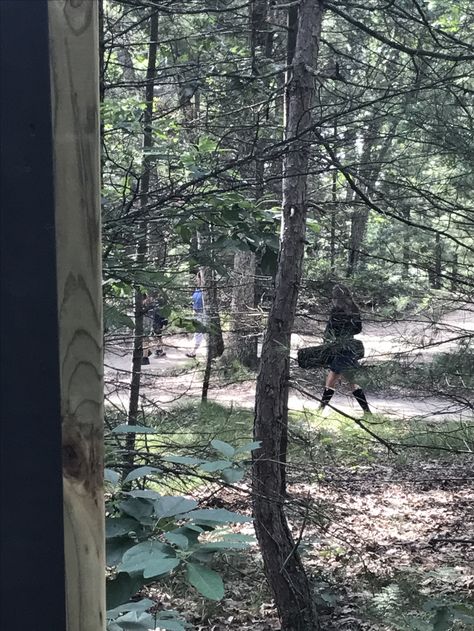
[{"xmin": 186, "ymin": 288, "xmax": 204, "ymax": 358}]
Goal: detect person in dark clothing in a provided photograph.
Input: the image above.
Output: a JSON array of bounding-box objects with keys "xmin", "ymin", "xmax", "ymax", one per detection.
[
  {"xmin": 141, "ymin": 293, "xmax": 168, "ymax": 364},
  {"xmin": 319, "ymin": 285, "xmax": 371, "ymax": 415}
]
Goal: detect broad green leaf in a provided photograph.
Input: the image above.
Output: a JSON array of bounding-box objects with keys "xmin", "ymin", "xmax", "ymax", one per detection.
[
  {"xmin": 143, "ymin": 555, "xmax": 180, "ymax": 579},
  {"xmin": 162, "ymin": 455, "xmax": 203, "ymax": 466},
  {"xmin": 123, "ymin": 466, "xmax": 162, "ymax": 484},
  {"xmin": 119, "ymin": 498, "xmax": 154, "ymax": 522},
  {"xmin": 170, "ymin": 526, "xmax": 202, "ymax": 546},
  {"xmin": 155, "ymin": 496, "xmax": 198, "ymax": 519},
  {"xmin": 112, "ymin": 424, "xmax": 157, "ymax": 435},
  {"xmin": 186, "ymin": 562, "xmax": 224, "ymax": 601},
  {"xmin": 222, "ymin": 468, "xmax": 245, "ymax": 483},
  {"xmin": 199, "ymin": 460, "xmax": 233, "ymax": 472},
  {"xmin": 105, "ymin": 468, "xmax": 121, "ymax": 485},
  {"xmin": 235, "ymin": 441, "xmax": 261, "ymax": 454},
  {"xmin": 198, "ymin": 540, "xmax": 249, "ymax": 551},
  {"xmin": 186, "ymin": 508, "xmax": 251, "ymax": 524},
  {"xmin": 107, "ymin": 598, "xmax": 154, "ymax": 618},
  {"xmin": 154, "ymin": 620, "xmax": 186, "ymax": 631},
  {"xmin": 189, "ymin": 549, "xmax": 214, "ymax": 563},
  {"xmin": 106, "ymin": 573, "xmax": 145, "ymax": 610},
  {"xmin": 126, "ymin": 490, "xmax": 161, "ymax": 501},
  {"xmin": 118, "ymin": 541, "xmax": 172, "ymax": 574},
  {"xmin": 210, "ymin": 439, "xmax": 235, "ymax": 458},
  {"xmin": 164, "ymin": 532, "xmax": 189, "ymax": 549},
  {"xmin": 433, "ymin": 607, "xmax": 451, "ymax": 631},
  {"xmin": 112, "ymin": 610, "xmax": 154, "ymax": 630},
  {"xmin": 106, "ymin": 517, "xmax": 138, "ymax": 539},
  {"xmin": 107, "ymin": 537, "xmax": 135, "ymax": 567}
]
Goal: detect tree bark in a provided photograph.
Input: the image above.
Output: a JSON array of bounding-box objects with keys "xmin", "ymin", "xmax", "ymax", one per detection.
[
  {"xmin": 125, "ymin": 10, "xmax": 159, "ymax": 475},
  {"xmin": 199, "ymin": 262, "xmax": 225, "ymax": 360},
  {"xmin": 346, "ymin": 111, "xmax": 399, "ymax": 276},
  {"xmin": 227, "ymin": 5, "xmax": 271, "ymax": 369},
  {"xmin": 228, "ymin": 249, "xmax": 258, "ymax": 369},
  {"xmin": 252, "ymin": 2, "xmax": 323, "ymax": 630}
]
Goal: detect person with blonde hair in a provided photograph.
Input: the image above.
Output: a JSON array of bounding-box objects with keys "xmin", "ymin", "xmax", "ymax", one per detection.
[{"xmin": 319, "ymin": 284, "xmax": 371, "ymax": 415}]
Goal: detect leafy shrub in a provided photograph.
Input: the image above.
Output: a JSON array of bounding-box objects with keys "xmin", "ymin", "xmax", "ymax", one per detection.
[{"xmin": 105, "ymin": 436, "xmax": 259, "ymax": 631}]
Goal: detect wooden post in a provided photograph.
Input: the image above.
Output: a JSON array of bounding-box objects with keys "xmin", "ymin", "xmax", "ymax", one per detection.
[{"xmin": 48, "ymin": 1, "xmax": 105, "ymax": 630}]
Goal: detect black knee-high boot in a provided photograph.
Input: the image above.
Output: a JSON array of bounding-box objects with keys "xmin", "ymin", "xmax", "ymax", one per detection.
[
  {"xmin": 352, "ymin": 387, "xmax": 370, "ymax": 413},
  {"xmin": 319, "ymin": 387, "xmax": 335, "ymax": 409}
]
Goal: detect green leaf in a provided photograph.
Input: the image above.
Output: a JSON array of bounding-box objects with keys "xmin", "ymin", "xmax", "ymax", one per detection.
[
  {"xmin": 198, "ymin": 540, "xmax": 249, "ymax": 551},
  {"xmin": 221, "ymin": 468, "xmax": 245, "ymax": 483},
  {"xmin": 164, "ymin": 532, "xmax": 189, "ymax": 549},
  {"xmin": 106, "ymin": 517, "xmax": 139, "ymax": 540},
  {"xmin": 199, "ymin": 460, "xmax": 233, "ymax": 472},
  {"xmin": 154, "ymin": 620, "xmax": 186, "ymax": 631},
  {"xmin": 143, "ymin": 555, "xmax": 180, "ymax": 579},
  {"xmin": 105, "ymin": 468, "xmax": 121, "ymax": 485},
  {"xmin": 123, "ymin": 466, "xmax": 162, "ymax": 483},
  {"xmin": 126, "ymin": 490, "xmax": 161, "ymax": 501},
  {"xmin": 210, "ymin": 439, "xmax": 235, "ymax": 458},
  {"xmin": 162, "ymin": 455, "xmax": 203, "ymax": 466},
  {"xmin": 235, "ymin": 441, "xmax": 261, "ymax": 454},
  {"xmin": 107, "ymin": 537, "xmax": 135, "ymax": 567},
  {"xmin": 112, "ymin": 424, "xmax": 158, "ymax": 435},
  {"xmin": 118, "ymin": 541, "xmax": 173, "ymax": 575},
  {"xmin": 155, "ymin": 496, "xmax": 198, "ymax": 519},
  {"xmin": 111, "ymin": 610, "xmax": 154, "ymax": 630},
  {"xmin": 106, "ymin": 572, "xmax": 145, "ymax": 610},
  {"xmin": 107, "ymin": 598, "xmax": 154, "ymax": 619},
  {"xmin": 186, "ymin": 562, "xmax": 224, "ymax": 601},
  {"xmin": 186, "ymin": 508, "xmax": 251, "ymax": 524},
  {"xmin": 170, "ymin": 526, "xmax": 202, "ymax": 546},
  {"xmin": 433, "ymin": 607, "xmax": 451, "ymax": 631},
  {"xmin": 119, "ymin": 498, "xmax": 154, "ymax": 522}
]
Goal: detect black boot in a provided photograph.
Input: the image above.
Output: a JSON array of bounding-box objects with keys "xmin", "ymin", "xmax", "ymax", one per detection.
[
  {"xmin": 352, "ymin": 388, "xmax": 371, "ymax": 414},
  {"xmin": 319, "ymin": 387, "xmax": 335, "ymax": 410}
]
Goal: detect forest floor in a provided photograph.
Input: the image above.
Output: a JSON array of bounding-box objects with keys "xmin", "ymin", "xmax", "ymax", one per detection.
[{"xmin": 105, "ymin": 308, "xmax": 474, "ymax": 630}]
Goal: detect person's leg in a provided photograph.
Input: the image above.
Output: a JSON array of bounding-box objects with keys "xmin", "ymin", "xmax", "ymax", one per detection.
[
  {"xmin": 186, "ymin": 331, "xmax": 202, "ymax": 358},
  {"xmin": 352, "ymin": 386, "xmax": 371, "ymax": 413},
  {"xmin": 343, "ymin": 374, "xmax": 371, "ymax": 414},
  {"xmin": 187, "ymin": 313, "xmax": 204, "ymax": 358},
  {"xmin": 154, "ymin": 332, "xmax": 166, "ymax": 356},
  {"xmin": 142, "ymin": 316, "xmax": 153, "ymax": 364},
  {"xmin": 319, "ymin": 370, "xmax": 339, "ymax": 410}
]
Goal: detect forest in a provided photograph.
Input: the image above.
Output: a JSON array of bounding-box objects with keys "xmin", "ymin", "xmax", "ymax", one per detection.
[{"xmin": 100, "ymin": 1, "xmax": 474, "ymax": 630}]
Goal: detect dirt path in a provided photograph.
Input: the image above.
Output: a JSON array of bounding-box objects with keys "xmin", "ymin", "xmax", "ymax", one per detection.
[{"xmin": 105, "ymin": 307, "xmax": 473, "ymax": 420}]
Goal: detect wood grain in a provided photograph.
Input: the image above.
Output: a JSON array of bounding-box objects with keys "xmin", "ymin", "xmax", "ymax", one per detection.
[{"xmin": 48, "ymin": 2, "xmax": 105, "ymax": 629}]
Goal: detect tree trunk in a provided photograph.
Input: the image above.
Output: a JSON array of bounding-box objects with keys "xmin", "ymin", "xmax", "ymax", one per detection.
[
  {"xmin": 200, "ymin": 263, "xmax": 224, "ymax": 360},
  {"xmin": 347, "ymin": 118, "xmax": 398, "ymax": 276},
  {"xmin": 250, "ymin": 0, "xmax": 269, "ymax": 72},
  {"xmin": 228, "ymin": 6, "xmax": 271, "ymax": 369},
  {"xmin": 451, "ymin": 252, "xmax": 458, "ymax": 292},
  {"xmin": 125, "ymin": 11, "xmax": 159, "ymax": 475},
  {"xmin": 252, "ymin": 2, "xmax": 323, "ymax": 630},
  {"xmin": 434, "ymin": 231, "xmax": 442, "ymax": 289},
  {"xmin": 330, "ymin": 126, "xmax": 337, "ymax": 274},
  {"xmin": 228, "ymin": 249, "xmax": 258, "ymax": 369},
  {"xmin": 402, "ymin": 207, "xmax": 411, "ymax": 278}
]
